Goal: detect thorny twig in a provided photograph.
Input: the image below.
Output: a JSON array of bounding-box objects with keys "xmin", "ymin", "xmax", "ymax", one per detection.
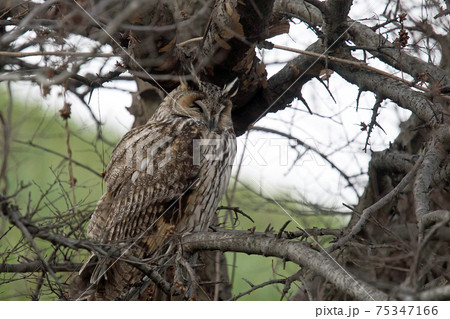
[
  {"xmin": 327, "ymin": 154, "xmax": 424, "ymax": 253},
  {"xmin": 228, "ymin": 278, "xmax": 286, "ymax": 300},
  {"xmin": 362, "ymin": 95, "xmax": 386, "ymax": 152},
  {"xmin": 216, "ymin": 206, "xmax": 255, "ymax": 224}
]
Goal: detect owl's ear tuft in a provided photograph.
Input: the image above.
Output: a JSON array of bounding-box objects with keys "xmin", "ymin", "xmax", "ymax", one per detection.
[
  {"xmin": 191, "ymin": 73, "xmax": 202, "ymax": 89},
  {"xmin": 185, "ymin": 64, "xmax": 202, "ymax": 90},
  {"xmin": 179, "ymin": 76, "xmax": 189, "ymax": 90},
  {"xmin": 222, "ymin": 78, "xmax": 239, "ymax": 98}
]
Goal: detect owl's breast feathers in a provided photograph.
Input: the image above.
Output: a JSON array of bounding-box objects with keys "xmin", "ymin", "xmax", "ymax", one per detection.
[{"xmin": 87, "ymin": 117, "xmax": 236, "ymax": 255}]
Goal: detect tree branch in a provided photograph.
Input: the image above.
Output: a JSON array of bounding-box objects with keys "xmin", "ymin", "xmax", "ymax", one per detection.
[
  {"xmin": 2, "ymin": 191, "xmax": 386, "ymax": 300},
  {"xmin": 414, "ymin": 143, "xmax": 445, "ymax": 235},
  {"xmin": 322, "ymin": 0, "xmax": 353, "ymax": 45},
  {"xmin": 275, "ymin": 0, "xmax": 450, "ymax": 87},
  {"xmin": 182, "ymin": 232, "xmax": 388, "ymax": 301},
  {"xmin": 228, "ymin": 278, "xmax": 286, "ymax": 300},
  {"xmin": 232, "ymin": 40, "xmax": 322, "ymax": 135},
  {"xmin": 328, "ymin": 50, "xmax": 443, "ymax": 126},
  {"xmin": 327, "ymin": 154, "xmax": 424, "ymax": 253},
  {"xmin": 0, "ymin": 261, "xmax": 82, "ymax": 273},
  {"xmin": 14, "ymin": 140, "xmax": 102, "ymax": 178},
  {"xmin": 251, "ymin": 126, "xmax": 359, "ymax": 197},
  {"xmin": 417, "ymin": 285, "xmax": 450, "ymax": 301},
  {"xmin": 347, "ymin": 19, "xmax": 450, "ymax": 87}
]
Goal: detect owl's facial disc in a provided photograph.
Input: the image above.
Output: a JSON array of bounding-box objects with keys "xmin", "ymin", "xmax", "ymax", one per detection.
[
  {"xmin": 174, "ymin": 92, "xmax": 205, "ymax": 119},
  {"xmin": 177, "ymin": 92, "xmax": 205, "ymax": 109},
  {"xmin": 188, "ymin": 100, "xmax": 217, "ymax": 131},
  {"xmin": 167, "ymin": 85, "xmax": 233, "ymax": 132}
]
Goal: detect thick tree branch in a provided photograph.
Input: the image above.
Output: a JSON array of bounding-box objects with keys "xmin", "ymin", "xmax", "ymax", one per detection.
[
  {"xmin": 328, "ymin": 51, "xmax": 443, "ymax": 126},
  {"xmin": 414, "ymin": 142, "xmax": 445, "ymax": 234},
  {"xmin": 414, "ymin": 126, "xmax": 450, "ymax": 234},
  {"xmin": 275, "ymin": 0, "xmax": 450, "ymax": 87},
  {"xmin": 182, "ymin": 232, "xmax": 388, "ymax": 301},
  {"xmin": 347, "ymin": 20, "xmax": 450, "ymax": 87},
  {"xmin": 322, "ymin": 0, "xmax": 353, "ymax": 46},
  {"xmin": 232, "ymin": 40, "xmax": 322, "ymax": 135},
  {"xmin": 371, "ymin": 151, "xmax": 415, "ymax": 174},
  {"xmin": 199, "ymin": 0, "xmax": 275, "ymax": 129},
  {"xmin": 274, "ymin": 0, "xmax": 322, "ymax": 26}
]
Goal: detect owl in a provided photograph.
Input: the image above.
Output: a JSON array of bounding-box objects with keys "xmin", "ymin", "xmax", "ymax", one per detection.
[{"xmin": 72, "ymin": 79, "xmax": 237, "ymax": 300}]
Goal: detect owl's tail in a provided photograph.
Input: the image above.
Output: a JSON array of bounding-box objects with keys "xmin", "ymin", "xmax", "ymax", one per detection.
[
  {"xmin": 67, "ymin": 253, "xmax": 97, "ymax": 300},
  {"xmin": 69, "ymin": 251, "xmax": 145, "ymax": 300}
]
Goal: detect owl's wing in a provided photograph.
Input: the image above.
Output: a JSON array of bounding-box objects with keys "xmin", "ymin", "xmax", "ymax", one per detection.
[{"xmin": 87, "ymin": 120, "xmax": 202, "ymax": 250}]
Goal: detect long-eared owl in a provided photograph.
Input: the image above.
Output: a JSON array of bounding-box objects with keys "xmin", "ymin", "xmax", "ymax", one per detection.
[{"xmin": 73, "ymin": 79, "xmax": 237, "ymax": 300}]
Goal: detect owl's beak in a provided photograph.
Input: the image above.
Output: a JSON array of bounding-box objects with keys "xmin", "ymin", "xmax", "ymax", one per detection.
[{"xmin": 208, "ymin": 117, "xmax": 217, "ymax": 131}]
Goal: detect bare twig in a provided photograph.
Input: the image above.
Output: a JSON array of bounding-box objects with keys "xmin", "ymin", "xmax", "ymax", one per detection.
[
  {"xmin": 3, "ymin": 200, "xmax": 61, "ymax": 287},
  {"xmin": 277, "ymin": 220, "xmax": 291, "ymax": 239},
  {"xmin": 14, "ymin": 140, "xmax": 102, "ymax": 178},
  {"xmin": 0, "ymin": 51, "xmax": 115, "ymax": 58},
  {"xmin": 228, "ymin": 278, "xmax": 285, "ymax": 300},
  {"xmin": 0, "ymin": 81, "xmax": 12, "ymax": 194},
  {"xmin": 327, "ymin": 154, "xmax": 424, "ymax": 253},
  {"xmin": 407, "ymin": 216, "xmax": 449, "ymax": 288},
  {"xmin": 0, "ymin": 195, "xmax": 178, "ymax": 298},
  {"xmin": 216, "ymin": 206, "xmax": 255, "ymax": 224},
  {"xmin": 63, "ymin": 115, "xmax": 77, "ymax": 207},
  {"xmin": 363, "ymin": 95, "xmax": 385, "ymax": 152},
  {"xmin": 0, "ymin": 261, "xmax": 82, "ymax": 273},
  {"xmin": 251, "ymin": 126, "xmax": 359, "ymax": 197}
]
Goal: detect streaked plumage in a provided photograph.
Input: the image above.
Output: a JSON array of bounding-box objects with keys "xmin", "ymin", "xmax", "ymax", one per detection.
[{"xmin": 72, "ymin": 80, "xmax": 237, "ymax": 300}]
